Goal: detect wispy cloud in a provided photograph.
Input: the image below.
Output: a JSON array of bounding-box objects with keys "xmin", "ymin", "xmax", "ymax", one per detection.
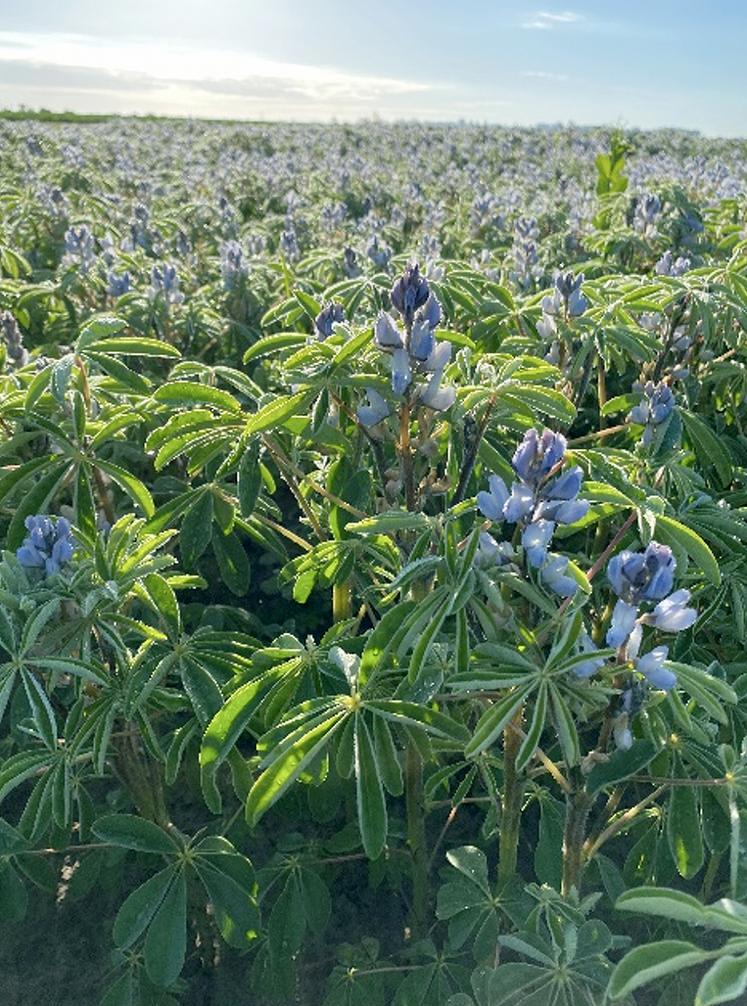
[
  {"xmin": 0, "ymin": 31, "xmax": 434, "ymax": 116},
  {"xmin": 521, "ymin": 70, "xmax": 570, "ymax": 81},
  {"xmin": 521, "ymin": 10, "xmax": 584, "ymax": 30}
]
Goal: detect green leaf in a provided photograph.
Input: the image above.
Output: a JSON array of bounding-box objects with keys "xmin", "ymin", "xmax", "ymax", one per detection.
[
  {"xmin": 465, "ymin": 685, "xmax": 533, "ymax": 758},
  {"xmin": 243, "ymin": 390, "xmax": 311, "ymax": 436},
  {"xmin": 238, "ymin": 442, "xmax": 262, "ymax": 516},
  {"xmin": 242, "ymin": 332, "xmax": 307, "ymax": 364},
  {"xmin": 696, "ymin": 953, "xmax": 747, "ymax": 1006},
  {"xmin": 609, "ymin": 941, "xmax": 711, "ymax": 999},
  {"xmin": 615, "ymin": 886, "xmax": 708, "ymax": 925},
  {"xmin": 355, "ymin": 717, "xmax": 387, "ymax": 859},
  {"xmin": 195, "ymin": 858, "xmax": 260, "ymax": 942},
  {"xmin": 180, "ymin": 491, "xmax": 214, "ymax": 568},
  {"xmin": 144, "ymin": 869, "xmax": 187, "ymax": 987},
  {"xmin": 212, "ymin": 530, "xmax": 251, "ymax": 596},
  {"xmin": 668, "ymin": 782, "xmax": 705, "ymax": 879},
  {"xmin": 516, "ymin": 684, "xmax": 547, "ymax": 772},
  {"xmin": 113, "ymin": 865, "xmax": 175, "ymax": 948},
  {"xmin": 681, "ymin": 409, "xmax": 733, "ymax": 488},
  {"xmin": 656, "ymin": 514, "xmax": 720, "ymax": 586},
  {"xmin": 142, "ymin": 572, "xmax": 181, "ymax": 638},
  {"xmin": 95, "ymin": 459, "xmax": 154, "ymax": 517},
  {"xmin": 445, "ymin": 845, "xmax": 491, "ymax": 895},
  {"xmin": 246, "ymin": 712, "xmax": 346, "ymax": 825},
  {"xmin": 346, "ymin": 511, "xmax": 431, "ymax": 535},
  {"xmin": 92, "ymin": 814, "xmax": 178, "ymax": 855},
  {"xmin": 153, "ymin": 381, "xmax": 240, "ymax": 412},
  {"xmin": 586, "ymin": 739, "xmax": 660, "ymax": 795}
]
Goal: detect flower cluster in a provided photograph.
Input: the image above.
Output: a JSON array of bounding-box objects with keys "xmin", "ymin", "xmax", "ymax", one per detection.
[
  {"xmin": 655, "ymin": 250, "xmax": 690, "ymax": 277},
  {"xmin": 220, "ymin": 239, "xmax": 249, "ymax": 291},
  {"xmin": 150, "ymin": 264, "xmax": 184, "ymax": 308},
  {"xmin": 628, "ymin": 381, "xmax": 676, "ymax": 445},
  {"xmin": 476, "ymin": 428, "xmax": 589, "ymax": 596},
  {"xmin": 63, "ymin": 225, "xmax": 96, "ymax": 272},
  {"xmin": 542, "ymin": 271, "xmax": 589, "ymax": 320},
  {"xmin": 16, "ymin": 515, "xmax": 75, "ymax": 577},
  {"xmin": 509, "ymin": 216, "xmax": 542, "ymax": 291},
  {"xmin": 107, "ymin": 271, "xmax": 131, "ymax": 298},
  {"xmin": 358, "ymin": 264, "xmax": 455, "ymax": 428},
  {"xmin": 1, "ymin": 311, "xmax": 29, "ymax": 368},
  {"xmin": 634, "ymin": 193, "xmax": 662, "ymax": 235},
  {"xmin": 314, "ymin": 302, "xmax": 345, "ymax": 341},
  {"xmin": 605, "ymin": 540, "xmax": 697, "ymax": 690}
]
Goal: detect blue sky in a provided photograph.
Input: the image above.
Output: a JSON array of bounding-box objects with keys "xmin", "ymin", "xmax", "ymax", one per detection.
[{"xmin": 0, "ymin": 1, "xmax": 745, "ymax": 135}]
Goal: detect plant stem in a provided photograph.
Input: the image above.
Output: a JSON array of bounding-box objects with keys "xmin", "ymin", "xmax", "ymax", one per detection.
[
  {"xmin": 562, "ymin": 787, "xmax": 594, "ymax": 895},
  {"xmin": 399, "ymin": 401, "xmax": 416, "ymax": 511},
  {"xmin": 405, "ymin": 740, "xmax": 429, "ymax": 936},
  {"xmin": 332, "ymin": 581, "xmax": 352, "ymax": 623},
  {"xmin": 497, "ymin": 704, "xmax": 525, "ymax": 891}
]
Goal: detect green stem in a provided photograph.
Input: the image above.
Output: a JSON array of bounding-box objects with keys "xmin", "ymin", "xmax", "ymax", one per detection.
[
  {"xmin": 332, "ymin": 581, "xmax": 352, "ymax": 623},
  {"xmin": 562, "ymin": 787, "xmax": 594, "ymax": 895},
  {"xmin": 405, "ymin": 741, "xmax": 429, "ymax": 935},
  {"xmin": 497, "ymin": 704, "xmax": 525, "ymax": 891}
]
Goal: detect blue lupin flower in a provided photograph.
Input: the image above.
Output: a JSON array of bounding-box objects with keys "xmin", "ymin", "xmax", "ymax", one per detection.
[
  {"xmin": 607, "ymin": 541, "xmax": 675, "ymax": 604},
  {"xmin": 16, "ymin": 515, "xmax": 75, "ymax": 577},
  {"xmin": 390, "ymin": 263, "xmax": 430, "ymax": 327},
  {"xmin": 512, "ymin": 428, "xmax": 567, "ymax": 486},
  {"xmin": 541, "ymin": 555, "xmax": 577, "ymax": 597},
  {"xmin": 357, "ymin": 388, "xmax": 391, "ymax": 428},
  {"xmin": 635, "ymin": 646, "xmax": 676, "ymax": 690},
  {"xmin": 391, "ymin": 347, "xmax": 412, "ymax": 396},
  {"xmin": 645, "ymin": 588, "xmax": 697, "ymax": 632},
  {"xmin": 315, "ymin": 303, "xmax": 345, "ymax": 341},
  {"xmin": 522, "ymin": 519, "xmax": 555, "ymax": 568}
]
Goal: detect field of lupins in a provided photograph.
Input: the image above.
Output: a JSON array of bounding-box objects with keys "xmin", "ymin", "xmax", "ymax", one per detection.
[{"xmin": 2, "ymin": 116, "xmax": 747, "ymax": 1005}]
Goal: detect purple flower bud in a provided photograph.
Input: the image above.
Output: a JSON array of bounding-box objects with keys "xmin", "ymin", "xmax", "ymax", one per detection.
[
  {"xmin": 390, "ymin": 263, "xmax": 430, "ymax": 326},
  {"xmin": 16, "ymin": 514, "xmax": 75, "ymax": 577},
  {"xmin": 607, "ymin": 541, "xmax": 675, "ymax": 603},
  {"xmin": 475, "ymin": 532, "xmax": 513, "ymax": 568},
  {"xmin": 512, "ymin": 428, "xmax": 567, "ymax": 485},
  {"xmin": 314, "ymin": 302, "xmax": 345, "ymax": 341},
  {"xmin": 409, "ymin": 319, "xmax": 436, "ymax": 363},
  {"xmin": 421, "ymin": 341, "xmax": 451, "ymax": 373}
]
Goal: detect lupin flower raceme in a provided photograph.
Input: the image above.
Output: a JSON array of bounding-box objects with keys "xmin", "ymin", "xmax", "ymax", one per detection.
[
  {"xmin": 628, "ymin": 381, "xmax": 676, "ymax": 445},
  {"xmin": 107, "ymin": 270, "xmax": 131, "ymax": 298},
  {"xmin": 604, "ymin": 541, "xmax": 696, "ymax": 690},
  {"xmin": 16, "ymin": 515, "xmax": 75, "ymax": 577},
  {"xmin": 655, "ymin": 250, "xmax": 690, "ymax": 277},
  {"xmin": 541, "ymin": 271, "xmax": 589, "ymax": 320},
  {"xmin": 1, "ymin": 311, "xmax": 29, "ymax": 367},
  {"xmin": 314, "ymin": 302, "xmax": 345, "ymax": 341},
  {"xmin": 150, "ymin": 264, "xmax": 184, "ymax": 307},
  {"xmin": 358, "ymin": 263, "xmax": 455, "ymax": 427},
  {"xmin": 220, "ymin": 239, "xmax": 249, "ymax": 291},
  {"xmin": 63, "ymin": 225, "xmax": 96, "ymax": 272},
  {"xmin": 476, "ymin": 428, "xmax": 589, "ymax": 595}
]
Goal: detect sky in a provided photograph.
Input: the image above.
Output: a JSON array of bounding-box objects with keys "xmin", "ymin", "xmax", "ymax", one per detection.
[{"xmin": 0, "ymin": 1, "xmax": 745, "ymax": 135}]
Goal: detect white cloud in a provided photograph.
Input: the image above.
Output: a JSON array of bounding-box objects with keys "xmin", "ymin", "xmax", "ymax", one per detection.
[
  {"xmin": 521, "ymin": 70, "xmax": 569, "ymax": 81},
  {"xmin": 521, "ymin": 11, "xmax": 584, "ymax": 30},
  {"xmin": 0, "ymin": 31, "xmax": 433, "ymax": 111}
]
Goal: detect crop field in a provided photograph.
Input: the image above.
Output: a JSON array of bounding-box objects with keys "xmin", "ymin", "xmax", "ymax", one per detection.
[{"xmin": 2, "ymin": 117, "xmax": 747, "ymax": 1005}]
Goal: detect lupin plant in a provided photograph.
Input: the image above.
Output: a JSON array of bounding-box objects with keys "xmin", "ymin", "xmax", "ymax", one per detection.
[{"xmin": 2, "ymin": 119, "xmax": 747, "ymax": 1005}]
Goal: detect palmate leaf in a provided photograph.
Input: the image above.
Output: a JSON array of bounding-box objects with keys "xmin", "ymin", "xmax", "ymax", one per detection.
[{"xmin": 608, "ymin": 941, "xmax": 712, "ymax": 999}]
